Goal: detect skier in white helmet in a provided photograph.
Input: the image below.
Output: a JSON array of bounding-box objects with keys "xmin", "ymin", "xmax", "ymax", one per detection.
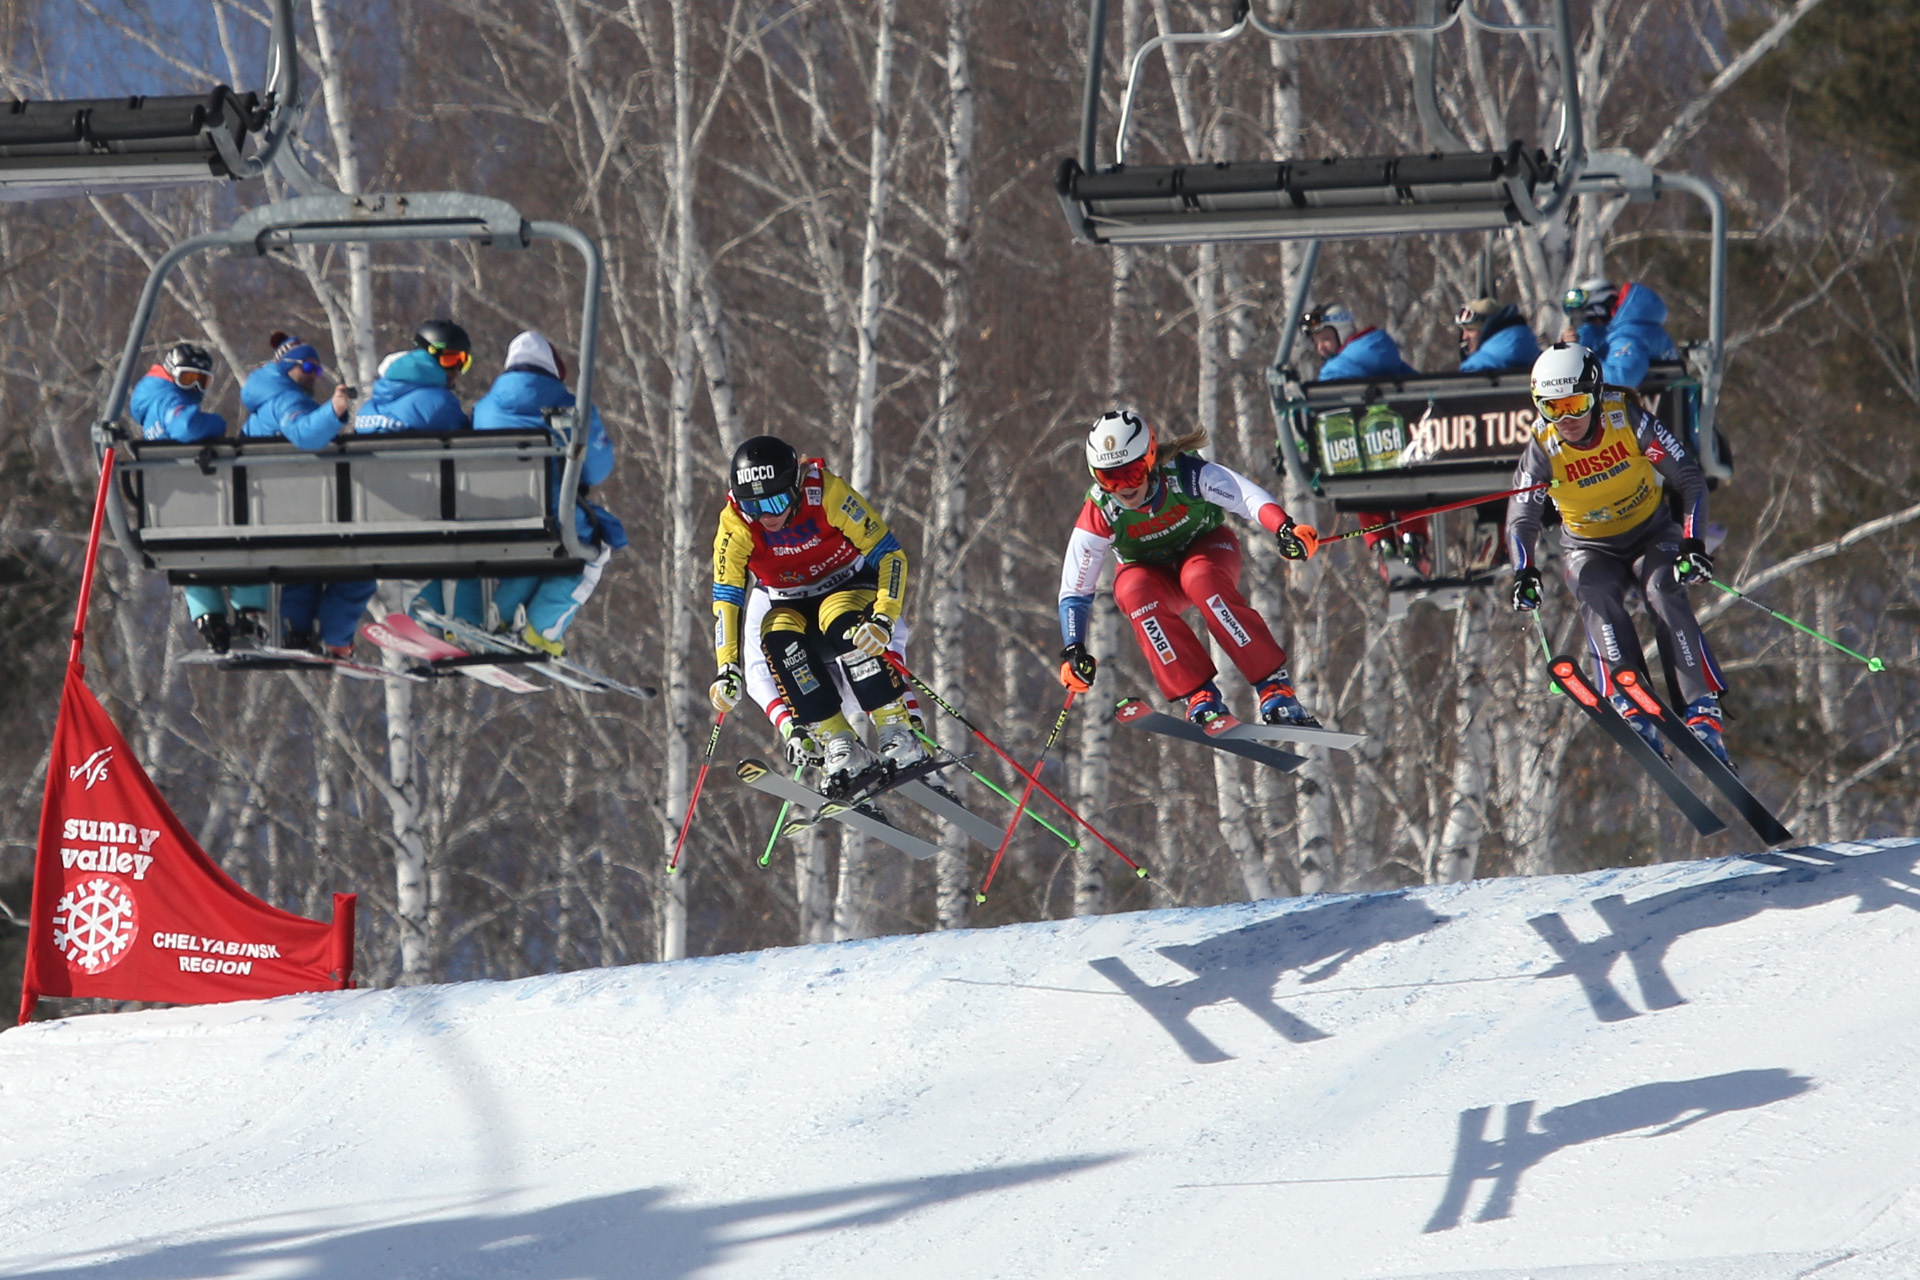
[
  {"xmin": 1055, "ymin": 408, "xmax": 1322, "ymax": 728},
  {"xmin": 1507, "ymin": 343, "xmax": 1731, "ymax": 764}
]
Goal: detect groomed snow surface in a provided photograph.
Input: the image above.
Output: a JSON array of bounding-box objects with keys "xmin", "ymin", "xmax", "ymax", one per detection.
[{"xmin": 7, "ymin": 838, "xmax": 1920, "ymax": 1279}]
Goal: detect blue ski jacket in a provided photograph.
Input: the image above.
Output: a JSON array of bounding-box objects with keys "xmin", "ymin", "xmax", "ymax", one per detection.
[
  {"xmin": 1459, "ymin": 306, "xmax": 1542, "ymax": 374},
  {"xmin": 130, "ymin": 369, "xmax": 226, "ymax": 442},
  {"xmin": 240, "ymin": 362, "xmax": 346, "ymax": 450},
  {"xmin": 1317, "ymin": 327, "xmax": 1418, "ymax": 381},
  {"xmin": 473, "ymin": 366, "xmax": 617, "ymax": 545},
  {"xmin": 353, "ymin": 349, "xmax": 468, "ymax": 433},
  {"xmin": 1574, "ymin": 282, "xmax": 1680, "ymax": 388}
]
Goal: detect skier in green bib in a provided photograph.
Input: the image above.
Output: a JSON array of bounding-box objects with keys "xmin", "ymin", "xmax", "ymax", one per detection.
[{"xmin": 1055, "ymin": 409, "xmax": 1322, "ymax": 727}]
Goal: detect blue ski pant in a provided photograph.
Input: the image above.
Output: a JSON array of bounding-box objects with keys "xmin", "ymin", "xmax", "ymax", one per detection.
[
  {"xmin": 424, "ymin": 545, "xmax": 613, "ymax": 642},
  {"xmin": 280, "ymin": 580, "xmax": 378, "ymax": 648},
  {"xmin": 183, "ymin": 584, "xmax": 270, "ymax": 620}
]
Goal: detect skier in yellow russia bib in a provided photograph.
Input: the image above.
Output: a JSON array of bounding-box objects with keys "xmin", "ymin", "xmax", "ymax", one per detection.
[{"xmin": 1505, "ymin": 342, "xmax": 1733, "ymax": 765}]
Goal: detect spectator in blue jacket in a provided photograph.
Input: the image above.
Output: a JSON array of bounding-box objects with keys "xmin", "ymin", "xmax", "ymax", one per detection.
[
  {"xmin": 1559, "ymin": 277, "xmax": 1680, "ymax": 388},
  {"xmin": 425, "ymin": 330, "xmax": 623, "ymax": 657},
  {"xmin": 1302, "ymin": 302, "xmax": 1428, "ymax": 579},
  {"xmin": 242, "ymin": 330, "xmax": 374, "ymax": 657},
  {"xmin": 352, "ymin": 319, "xmax": 472, "ymax": 434},
  {"xmin": 241, "ymin": 331, "xmax": 357, "ymax": 448},
  {"xmin": 1456, "ymin": 297, "xmax": 1542, "ymax": 374},
  {"xmin": 129, "ymin": 343, "xmax": 268, "ymax": 653}
]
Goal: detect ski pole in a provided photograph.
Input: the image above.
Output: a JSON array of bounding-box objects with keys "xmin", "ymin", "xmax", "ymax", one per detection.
[
  {"xmin": 757, "ymin": 763, "xmax": 805, "ymax": 868},
  {"xmin": 1322, "ymin": 480, "xmax": 1554, "ymax": 545},
  {"xmin": 977, "ymin": 693, "xmax": 1076, "ymax": 904},
  {"xmin": 1702, "ymin": 577, "xmax": 1887, "ymax": 672},
  {"xmin": 1528, "ymin": 608, "xmax": 1561, "ymax": 694},
  {"xmin": 884, "ymin": 653, "xmax": 1147, "ymax": 879},
  {"xmin": 915, "ymin": 728, "xmax": 1079, "ymax": 848},
  {"xmin": 668, "ymin": 712, "xmax": 727, "ymax": 874}
]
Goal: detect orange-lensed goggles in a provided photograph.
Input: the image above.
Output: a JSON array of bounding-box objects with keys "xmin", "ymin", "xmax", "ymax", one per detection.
[
  {"xmin": 1092, "ymin": 452, "xmax": 1157, "ymax": 493},
  {"xmin": 173, "ymin": 368, "xmax": 211, "ymax": 390},
  {"xmin": 428, "ymin": 346, "xmax": 473, "ymax": 375},
  {"xmin": 1533, "ymin": 391, "xmax": 1594, "ymax": 422}
]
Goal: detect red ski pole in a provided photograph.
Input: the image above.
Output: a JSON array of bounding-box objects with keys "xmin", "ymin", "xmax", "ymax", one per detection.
[
  {"xmin": 884, "ymin": 654, "xmax": 1145, "ymax": 880},
  {"xmin": 1321, "ymin": 480, "xmax": 1554, "ymax": 544},
  {"xmin": 977, "ymin": 691, "xmax": 1075, "ymax": 904},
  {"xmin": 668, "ymin": 712, "xmax": 726, "ymax": 874}
]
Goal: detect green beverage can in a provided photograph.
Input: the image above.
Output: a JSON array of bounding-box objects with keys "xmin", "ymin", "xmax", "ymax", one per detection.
[
  {"xmin": 1357, "ymin": 402, "xmax": 1407, "ymax": 472},
  {"xmin": 1317, "ymin": 409, "xmax": 1362, "ymax": 475}
]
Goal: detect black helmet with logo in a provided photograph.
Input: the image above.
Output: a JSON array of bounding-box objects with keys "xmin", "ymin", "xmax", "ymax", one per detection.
[{"xmin": 729, "ymin": 435, "xmax": 802, "ymax": 517}]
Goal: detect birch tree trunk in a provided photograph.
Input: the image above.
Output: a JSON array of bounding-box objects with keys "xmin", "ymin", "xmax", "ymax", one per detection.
[{"xmin": 1433, "ymin": 591, "xmax": 1493, "ymax": 883}]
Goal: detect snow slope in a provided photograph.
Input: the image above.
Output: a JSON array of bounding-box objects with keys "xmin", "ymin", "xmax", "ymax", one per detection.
[{"xmin": 7, "ymin": 839, "xmax": 1920, "ymax": 1279}]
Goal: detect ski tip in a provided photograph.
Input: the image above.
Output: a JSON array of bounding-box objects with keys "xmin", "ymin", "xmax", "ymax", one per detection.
[{"xmin": 737, "ymin": 759, "xmax": 768, "ymax": 782}]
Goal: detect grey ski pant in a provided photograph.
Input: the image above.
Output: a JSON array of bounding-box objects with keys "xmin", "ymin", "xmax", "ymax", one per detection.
[{"xmin": 1561, "ymin": 516, "xmax": 1725, "ymax": 705}]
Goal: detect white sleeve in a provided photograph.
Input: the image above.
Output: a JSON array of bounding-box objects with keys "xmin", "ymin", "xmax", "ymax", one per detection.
[
  {"xmin": 1193, "ymin": 460, "xmax": 1283, "ymax": 525},
  {"xmin": 743, "ymin": 589, "xmax": 784, "ymax": 720},
  {"xmin": 1058, "ymin": 524, "xmax": 1113, "ymax": 604}
]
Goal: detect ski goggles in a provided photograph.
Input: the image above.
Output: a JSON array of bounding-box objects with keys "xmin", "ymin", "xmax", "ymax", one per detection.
[
  {"xmin": 173, "ymin": 368, "xmax": 211, "ymax": 390},
  {"xmin": 1091, "ymin": 453, "xmax": 1157, "ymax": 494},
  {"xmin": 739, "ymin": 490, "xmax": 795, "ymax": 519},
  {"xmin": 288, "ymin": 358, "xmax": 324, "ymax": 378},
  {"xmin": 1455, "ymin": 303, "xmax": 1489, "ymax": 327},
  {"xmin": 1533, "ymin": 391, "xmax": 1595, "ymax": 422},
  {"xmin": 425, "ymin": 344, "xmax": 473, "ymax": 375}
]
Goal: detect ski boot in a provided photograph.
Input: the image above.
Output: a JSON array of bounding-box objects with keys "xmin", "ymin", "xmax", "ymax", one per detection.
[
  {"xmin": 521, "ymin": 622, "xmax": 564, "ymax": 658},
  {"xmin": 1610, "ymin": 694, "xmax": 1666, "ymax": 759},
  {"xmin": 1184, "ymin": 680, "xmax": 1233, "ymax": 729},
  {"xmin": 1683, "ymin": 694, "xmax": 1733, "ymax": 768},
  {"xmin": 820, "ymin": 731, "xmax": 881, "ymax": 802},
  {"xmin": 321, "ymin": 640, "xmax": 354, "ymax": 660},
  {"xmin": 1256, "ymin": 670, "xmax": 1322, "ymax": 728},
  {"xmin": 282, "ymin": 627, "xmax": 318, "ymax": 654},
  {"xmin": 231, "ymin": 608, "xmax": 269, "ymax": 648},
  {"xmin": 876, "ymin": 719, "xmax": 929, "ymax": 770},
  {"xmin": 193, "ymin": 611, "xmax": 232, "ymax": 654}
]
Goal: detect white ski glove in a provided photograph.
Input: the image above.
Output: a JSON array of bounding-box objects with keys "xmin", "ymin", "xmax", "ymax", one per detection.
[
  {"xmin": 709, "ymin": 663, "xmax": 743, "ymax": 715},
  {"xmin": 781, "ymin": 721, "xmax": 823, "ymax": 769},
  {"xmin": 849, "ymin": 612, "xmax": 893, "ymax": 659}
]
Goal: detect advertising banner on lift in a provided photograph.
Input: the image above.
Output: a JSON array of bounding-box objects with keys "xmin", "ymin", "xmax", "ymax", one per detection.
[
  {"xmin": 1310, "ymin": 386, "xmax": 1683, "ymax": 474},
  {"xmin": 18, "ymin": 662, "xmax": 355, "ymax": 1022}
]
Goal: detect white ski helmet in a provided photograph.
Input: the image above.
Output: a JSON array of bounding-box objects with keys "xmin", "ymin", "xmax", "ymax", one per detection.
[
  {"xmin": 1529, "ymin": 342, "xmax": 1603, "ymax": 420},
  {"xmin": 1300, "ymin": 302, "xmax": 1358, "ymax": 347},
  {"xmin": 1085, "ymin": 408, "xmax": 1157, "ymax": 490}
]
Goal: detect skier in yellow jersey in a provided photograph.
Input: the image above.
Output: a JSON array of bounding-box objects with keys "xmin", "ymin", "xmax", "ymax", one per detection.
[
  {"xmin": 1507, "ymin": 343, "xmax": 1731, "ymax": 765},
  {"xmin": 709, "ymin": 435, "xmax": 922, "ymax": 791}
]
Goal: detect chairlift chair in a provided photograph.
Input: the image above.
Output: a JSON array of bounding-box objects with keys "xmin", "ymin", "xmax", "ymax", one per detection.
[
  {"xmin": 0, "ymin": 0, "xmax": 304, "ymax": 202},
  {"xmin": 85, "ymin": 4, "xmax": 607, "ymax": 588}
]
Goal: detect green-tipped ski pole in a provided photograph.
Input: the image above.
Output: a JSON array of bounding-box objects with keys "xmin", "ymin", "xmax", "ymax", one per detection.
[
  {"xmin": 1528, "ymin": 608, "xmax": 1561, "ymax": 693},
  {"xmin": 757, "ymin": 763, "xmax": 806, "ymax": 867},
  {"xmin": 915, "ymin": 728, "xmax": 1079, "ymax": 848},
  {"xmin": 977, "ymin": 692, "xmax": 1076, "ymax": 904},
  {"xmin": 1703, "ymin": 576, "xmax": 1887, "ymax": 672},
  {"xmin": 883, "ymin": 652, "xmax": 1146, "ymax": 882}
]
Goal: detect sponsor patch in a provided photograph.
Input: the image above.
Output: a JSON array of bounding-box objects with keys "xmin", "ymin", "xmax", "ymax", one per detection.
[
  {"xmin": 1141, "ymin": 617, "xmax": 1178, "ymax": 665},
  {"xmin": 1204, "ymin": 594, "xmax": 1253, "ymax": 648}
]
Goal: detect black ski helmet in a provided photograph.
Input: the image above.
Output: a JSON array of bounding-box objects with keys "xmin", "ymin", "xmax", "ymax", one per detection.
[
  {"xmin": 729, "ymin": 435, "xmax": 801, "ymax": 511},
  {"xmin": 414, "ymin": 318, "xmax": 471, "ymax": 355}
]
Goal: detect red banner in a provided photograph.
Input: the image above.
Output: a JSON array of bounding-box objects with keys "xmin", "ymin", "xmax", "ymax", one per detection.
[{"xmin": 18, "ymin": 663, "xmax": 355, "ymax": 1022}]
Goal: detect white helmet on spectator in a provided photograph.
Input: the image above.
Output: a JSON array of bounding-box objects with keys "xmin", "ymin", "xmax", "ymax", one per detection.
[{"xmin": 1300, "ymin": 302, "xmax": 1357, "ymax": 347}]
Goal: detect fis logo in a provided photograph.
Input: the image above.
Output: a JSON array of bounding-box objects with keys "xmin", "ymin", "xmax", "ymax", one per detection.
[
  {"xmin": 1141, "ymin": 618, "xmax": 1178, "ymax": 665},
  {"xmin": 1204, "ymin": 595, "xmax": 1252, "ymax": 648},
  {"xmin": 70, "ymin": 748, "xmax": 112, "ymax": 791}
]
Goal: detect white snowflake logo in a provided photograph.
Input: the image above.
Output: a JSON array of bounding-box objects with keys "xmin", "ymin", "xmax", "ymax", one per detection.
[
  {"xmin": 70, "ymin": 748, "xmax": 112, "ymax": 790},
  {"xmin": 51, "ymin": 876, "xmax": 139, "ymax": 974}
]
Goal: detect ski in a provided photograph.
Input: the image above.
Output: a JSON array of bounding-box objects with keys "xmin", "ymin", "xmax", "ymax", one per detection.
[
  {"xmin": 177, "ymin": 645, "xmax": 426, "ymax": 684},
  {"xmin": 892, "ymin": 777, "xmax": 1005, "ymax": 848},
  {"xmin": 1611, "ymin": 665, "xmax": 1793, "ymax": 847},
  {"xmin": 1113, "ymin": 697, "xmax": 1306, "ymax": 773},
  {"xmin": 1196, "ymin": 719, "xmax": 1365, "ymax": 753},
  {"xmin": 736, "ymin": 759, "xmax": 939, "ymax": 861},
  {"xmin": 780, "ymin": 754, "xmax": 960, "ymax": 838},
  {"xmin": 360, "ymin": 615, "xmax": 545, "ymax": 694},
  {"xmin": 415, "ymin": 608, "xmax": 658, "ymax": 700},
  {"xmin": 1547, "ymin": 656, "xmax": 1727, "ymax": 838}
]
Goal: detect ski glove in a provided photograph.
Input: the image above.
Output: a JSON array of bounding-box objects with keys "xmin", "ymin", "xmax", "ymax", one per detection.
[
  {"xmin": 781, "ymin": 720, "xmax": 823, "ymax": 769},
  {"xmin": 709, "ymin": 662, "xmax": 744, "ymax": 715},
  {"xmin": 1676, "ymin": 538, "xmax": 1714, "ymax": 585},
  {"xmin": 849, "ymin": 611, "xmax": 893, "ymax": 659},
  {"xmin": 1276, "ymin": 519, "xmax": 1320, "ymax": 562},
  {"xmin": 1511, "ymin": 566, "xmax": 1542, "ymax": 612},
  {"xmin": 1060, "ymin": 642, "xmax": 1097, "ymax": 692}
]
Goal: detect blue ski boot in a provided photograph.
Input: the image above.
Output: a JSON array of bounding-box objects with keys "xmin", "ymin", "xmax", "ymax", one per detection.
[
  {"xmin": 1184, "ymin": 680, "xmax": 1232, "ymax": 728},
  {"xmin": 1683, "ymin": 694, "xmax": 1733, "ymax": 768},
  {"xmin": 1256, "ymin": 669, "xmax": 1322, "ymax": 728},
  {"xmin": 1610, "ymin": 694, "xmax": 1666, "ymax": 759}
]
